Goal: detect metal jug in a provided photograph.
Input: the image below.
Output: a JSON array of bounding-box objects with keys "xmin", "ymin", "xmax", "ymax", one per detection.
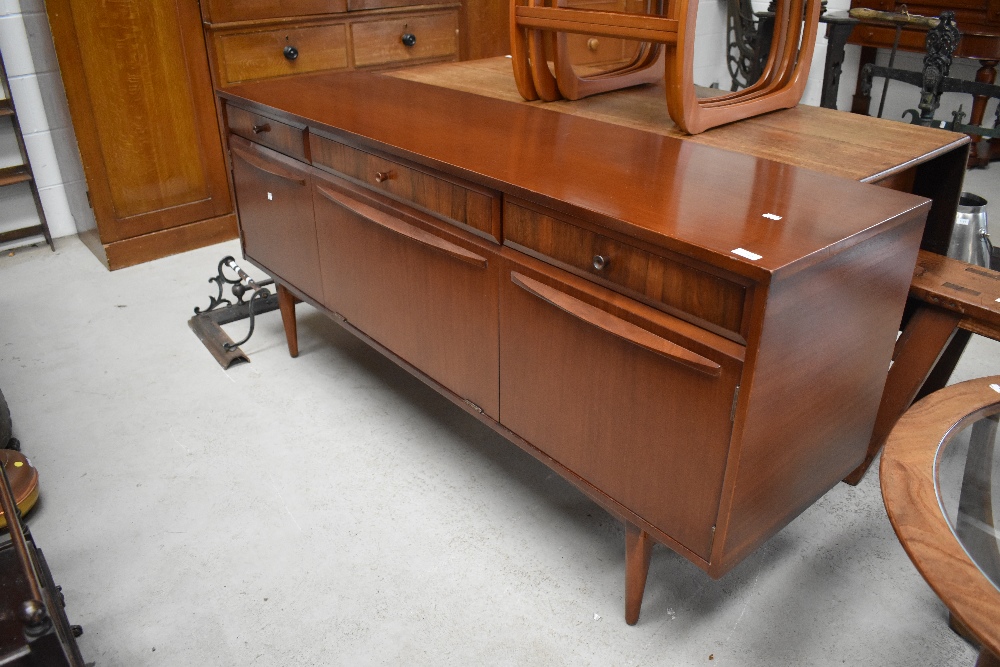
[{"xmin": 948, "ymin": 192, "xmax": 994, "ymax": 269}]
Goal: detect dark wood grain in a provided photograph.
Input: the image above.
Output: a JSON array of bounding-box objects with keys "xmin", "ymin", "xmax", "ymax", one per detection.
[
  {"xmin": 882, "ymin": 376, "xmax": 1000, "ymax": 662},
  {"xmin": 46, "ymin": 0, "xmax": 233, "ymax": 258},
  {"xmin": 310, "ymin": 132, "xmax": 501, "ymax": 240},
  {"xmin": 505, "ymin": 199, "xmax": 748, "ymax": 339}
]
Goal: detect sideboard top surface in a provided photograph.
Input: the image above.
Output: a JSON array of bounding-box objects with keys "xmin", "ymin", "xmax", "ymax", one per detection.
[{"xmin": 220, "ymin": 67, "xmax": 934, "ymax": 280}]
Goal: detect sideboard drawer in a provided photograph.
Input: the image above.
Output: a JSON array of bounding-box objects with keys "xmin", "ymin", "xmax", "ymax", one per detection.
[
  {"xmin": 226, "ymin": 105, "xmax": 308, "ymax": 162},
  {"xmin": 351, "ymin": 12, "xmax": 458, "ymax": 68},
  {"xmin": 309, "ymin": 134, "xmax": 500, "ymax": 241},
  {"xmin": 505, "ymin": 201, "xmax": 748, "ymax": 339},
  {"xmin": 214, "ymin": 23, "xmax": 349, "ymax": 86},
  {"xmin": 203, "ymin": 0, "xmax": 347, "ymax": 23}
]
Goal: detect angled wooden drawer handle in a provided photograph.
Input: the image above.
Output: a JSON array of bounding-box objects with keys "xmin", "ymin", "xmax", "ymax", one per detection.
[
  {"xmin": 316, "ymin": 184, "xmax": 488, "ymax": 269},
  {"xmin": 231, "ymin": 144, "xmax": 307, "ymax": 185},
  {"xmin": 510, "ymin": 271, "xmax": 722, "ymax": 376}
]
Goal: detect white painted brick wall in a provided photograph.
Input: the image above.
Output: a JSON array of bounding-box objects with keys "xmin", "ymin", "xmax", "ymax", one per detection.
[{"xmin": 0, "ymin": 0, "xmax": 93, "ymax": 251}]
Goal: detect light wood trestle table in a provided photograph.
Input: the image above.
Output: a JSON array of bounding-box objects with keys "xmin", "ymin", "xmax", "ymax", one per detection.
[{"xmin": 216, "ymin": 57, "xmax": 972, "ymax": 624}]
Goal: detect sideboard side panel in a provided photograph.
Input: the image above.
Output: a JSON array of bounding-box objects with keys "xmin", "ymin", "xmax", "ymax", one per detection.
[{"xmin": 714, "ymin": 213, "xmax": 926, "ymax": 573}]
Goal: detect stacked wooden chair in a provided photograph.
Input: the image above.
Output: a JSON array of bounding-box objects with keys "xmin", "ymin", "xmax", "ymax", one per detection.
[{"xmin": 510, "ymin": 0, "xmax": 822, "ymax": 133}]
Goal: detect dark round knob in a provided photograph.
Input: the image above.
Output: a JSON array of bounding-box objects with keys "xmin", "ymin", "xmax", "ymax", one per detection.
[
  {"xmin": 18, "ymin": 600, "xmax": 47, "ymax": 627},
  {"xmin": 283, "ymin": 45, "xmax": 299, "ymax": 61},
  {"xmin": 401, "ymin": 33, "xmax": 417, "ymax": 47},
  {"xmin": 592, "ymin": 255, "xmax": 608, "ymax": 270},
  {"xmin": 374, "ymin": 171, "xmax": 393, "ymax": 183}
]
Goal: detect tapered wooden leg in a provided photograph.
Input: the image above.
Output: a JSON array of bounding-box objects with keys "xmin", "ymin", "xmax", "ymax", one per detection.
[
  {"xmin": 844, "ymin": 305, "xmax": 960, "ymax": 485},
  {"xmin": 625, "ymin": 522, "xmax": 653, "ymax": 626},
  {"xmin": 276, "ymin": 283, "xmax": 300, "ymax": 358}
]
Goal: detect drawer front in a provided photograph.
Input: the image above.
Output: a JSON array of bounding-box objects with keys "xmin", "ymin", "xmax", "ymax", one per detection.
[
  {"xmin": 309, "ymin": 134, "xmax": 500, "ymax": 241},
  {"xmin": 351, "ymin": 12, "xmax": 458, "ymax": 68},
  {"xmin": 560, "ymin": 0, "xmax": 646, "ymax": 69},
  {"xmin": 505, "ymin": 201, "xmax": 747, "ymax": 338},
  {"xmin": 499, "ymin": 254, "xmax": 742, "ymax": 560},
  {"xmin": 203, "ymin": 0, "xmax": 347, "ymax": 23},
  {"xmin": 226, "ymin": 105, "xmax": 307, "ymax": 162},
  {"xmin": 229, "ymin": 136, "xmax": 324, "ymax": 301},
  {"xmin": 313, "ymin": 175, "xmax": 500, "ymax": 418},
  {"xmin": 215, "ymin": 23, "xmax": 349, "ymax": 86}
]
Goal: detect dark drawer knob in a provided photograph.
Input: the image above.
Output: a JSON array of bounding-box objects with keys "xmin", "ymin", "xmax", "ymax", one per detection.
[
  {"xmin": 251, "ymin": 123, "xmax": 271, "ymax": 134},
  {"xmin": 592, "ymin": 255, "xmax": 608, "ymax": 270},
  {"xmin": 401, "ymin": 33, "xmax": 417, "ymax": 47},
  {"xmin": 283, "ymin": 45, "xmax": 299, "ymax": 61},
  {"xmin": 375, "ymin": 171, "xmax": 394, "ymax": 183}
]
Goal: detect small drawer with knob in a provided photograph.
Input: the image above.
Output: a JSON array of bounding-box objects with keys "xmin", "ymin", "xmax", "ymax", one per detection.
[
  {"xmin": 309, "ymin": 133, "xmax": 500, "ymax": 242},
  {"xmin": 226, "ymin": 104, "xmax": 308, "ymax": 162},
  {"xmin": 350, "ymin": 11, "xmax": 458, "ymax": 68},
  {"xmin": 213, "ymin": 22, "xmax": 349, "ymax": 87},
  {"xmin": 504, "ymin": 200, "xmax": 749, "ymax": 340}
]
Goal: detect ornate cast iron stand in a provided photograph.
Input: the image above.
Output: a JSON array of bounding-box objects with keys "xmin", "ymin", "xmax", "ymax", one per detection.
[
  {"xmin": 188, "ymin": 257, "xmax": 280, "ymax": 369},
  {"xmin": 860, "ymin": 12, "xmax": 1000, "ymax": 152}
]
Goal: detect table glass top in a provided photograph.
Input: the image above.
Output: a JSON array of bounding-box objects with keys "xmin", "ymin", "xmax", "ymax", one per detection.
[{"xmin": 938, "ymin": 403, "xmax": 1000, "ymax": 593}]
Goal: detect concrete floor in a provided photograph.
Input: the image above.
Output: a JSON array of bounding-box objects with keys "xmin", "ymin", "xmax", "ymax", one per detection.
[{"xmin": 0, "ymin": 169, "xmax": 998, "ymax": 666}]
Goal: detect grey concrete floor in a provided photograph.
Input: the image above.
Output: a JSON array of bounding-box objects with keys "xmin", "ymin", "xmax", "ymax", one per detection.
[{"xmin": 0, "ymin": 169, "xmax": 998, "ymax": 665}]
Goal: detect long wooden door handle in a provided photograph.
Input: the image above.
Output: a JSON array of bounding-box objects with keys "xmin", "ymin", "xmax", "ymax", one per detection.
[
  {"xmin": 510, "ymin": 271, "xmax": 721, "ymax": 376},
  {"xmin": 231, "ymin": 144, "xmax": 307, "ymax": 185},
  {"xmin": 315, "ymin": 184, "xmax": 488, "ymax": 269}
]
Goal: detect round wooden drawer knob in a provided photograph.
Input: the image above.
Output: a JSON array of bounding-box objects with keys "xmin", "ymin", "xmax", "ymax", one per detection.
[
  {"xmin": 588, "ymin": 38, "xmax": 600, "ymax": 51},
  {"xmin": 375, "ymin": 171, "xmax": 394, "ymax": 183}
]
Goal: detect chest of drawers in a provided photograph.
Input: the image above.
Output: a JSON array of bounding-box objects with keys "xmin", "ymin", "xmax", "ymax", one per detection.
[{"xmin": 203, "ymin": 0, "xmax": 460, "ymax": 88}]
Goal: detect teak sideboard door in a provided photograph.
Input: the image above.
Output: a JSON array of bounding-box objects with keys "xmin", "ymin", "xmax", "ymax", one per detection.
[
  {"xmin": 46, "ymin": 0, "xmax": 236, "ymax": 268},
  {"xmin": 499, "ymin": 254, "xmax": 744, "ymax": 561},
  {"xmin": 312, "ymin": 174, "xmax": 500, "ymax": 419},
  {"xmin": 229, "ymin": 137, "xmax": 324, "ymax": 302}
]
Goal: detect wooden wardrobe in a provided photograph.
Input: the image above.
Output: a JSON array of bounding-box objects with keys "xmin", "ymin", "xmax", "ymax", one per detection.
[{"xmin": 46, "ymin": 0, "xmax": 237, "ymax": 269}]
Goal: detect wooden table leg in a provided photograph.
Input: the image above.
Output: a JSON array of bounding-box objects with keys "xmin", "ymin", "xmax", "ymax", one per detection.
[
  {"xmin": 968, "ymin": 59, "xmax": 998, "ymax": 168},
  {"xmin": 844, "ymin": 305, "xmax": 962, "ymax": 485},
  {"xmin": 625, "ymin": 522, "xmax": 653, "ymax": 626},
  {"xmin": 277, "ymin": 283, "xmax": 300, "ymax": 358}
]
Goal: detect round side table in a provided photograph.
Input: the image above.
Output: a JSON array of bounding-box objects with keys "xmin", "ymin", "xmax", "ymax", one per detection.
[{"xmin": 882, "ymin": 376, "xmax": 1000, "ymax": 667}]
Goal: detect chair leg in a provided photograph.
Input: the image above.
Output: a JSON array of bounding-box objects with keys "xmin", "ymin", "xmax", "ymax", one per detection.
[{"xmin": 625, "ymin": 522, "xmax": 653, "ymax": 625}]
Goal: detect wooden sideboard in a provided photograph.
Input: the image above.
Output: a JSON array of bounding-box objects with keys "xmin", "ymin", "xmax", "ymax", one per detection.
[{"xmin": 216, "ymin": 66, "xmax": 962, "ymax": 623}]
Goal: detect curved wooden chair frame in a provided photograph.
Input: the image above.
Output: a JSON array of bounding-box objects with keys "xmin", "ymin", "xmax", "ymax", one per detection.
[{"xmin": 510, "ymin": 0, "xmax": 821, "ymax": 133}]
